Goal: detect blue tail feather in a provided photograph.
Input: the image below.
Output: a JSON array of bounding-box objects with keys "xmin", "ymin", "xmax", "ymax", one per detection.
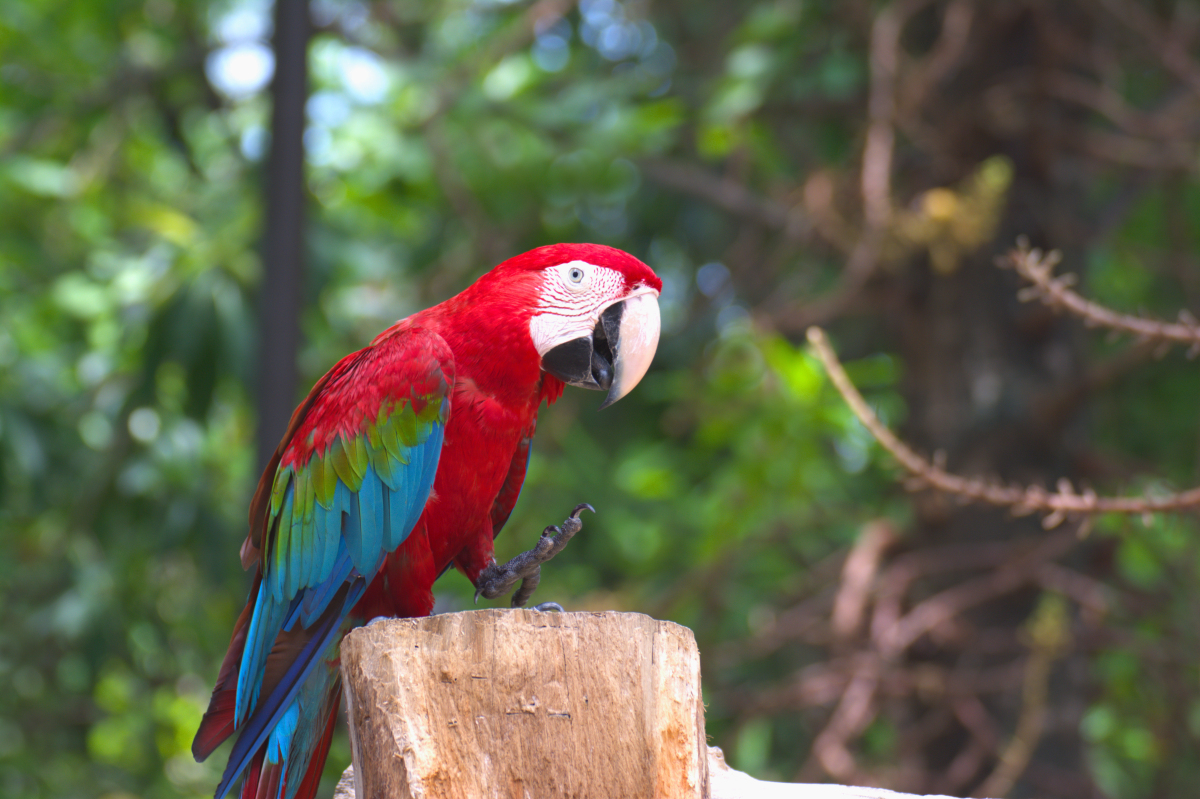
[
  {"xmin": 266, "ymin": 702, "xmax": 300, "ymax": 765},
  {"xmin": 215, "ymin": 576, "xmax": 366, "ymax": 799},
  {"xmin": 235, "ymin": 582, "xmax": 300, "ymax": 728}
]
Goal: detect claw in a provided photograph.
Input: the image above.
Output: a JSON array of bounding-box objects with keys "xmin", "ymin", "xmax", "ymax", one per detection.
[
  {"xmin": 473, "ymin": 502, "xmax": 594, "ymax": 609},
  {"xmin": 533, "ymin": 602, "xmax": 565, "ymax": 613}
]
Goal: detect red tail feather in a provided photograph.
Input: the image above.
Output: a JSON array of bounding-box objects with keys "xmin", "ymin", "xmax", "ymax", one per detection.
[
  {"xmin": 239, "ymin": 749, "xmax": 264, "ymax": 799},
  {"xmin": 255, "ymin": 757, "xmax": 283, "ymax": 799},
  {"xmin": 194, "ymin": 575, "xmax": 260, "ymax": 761}
]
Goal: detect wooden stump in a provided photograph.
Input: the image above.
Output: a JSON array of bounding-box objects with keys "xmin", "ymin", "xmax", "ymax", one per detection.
[
  {"xmin": 335, "ymin": 751, "xmax": 982, "ymax": 799},
  {"xmin": 340, "ymin": 610, "xmax": 707, "ymax": 799}
]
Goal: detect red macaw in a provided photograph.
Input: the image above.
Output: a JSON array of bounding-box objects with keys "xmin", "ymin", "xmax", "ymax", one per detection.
[{"xmin": 191, "ymin": 244, "xmax": 662, "ymax": 799}]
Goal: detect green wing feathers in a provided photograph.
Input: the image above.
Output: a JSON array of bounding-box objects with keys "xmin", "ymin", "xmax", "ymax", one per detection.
[{"xmin": 263, "ymin": 394, "xmax": 449, "ymax": 603}]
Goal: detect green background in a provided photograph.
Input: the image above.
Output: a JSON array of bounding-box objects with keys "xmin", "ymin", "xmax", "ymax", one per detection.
[{"xmin": 3, "ymin": 1, "xmax": 1200, "ymax": 797}]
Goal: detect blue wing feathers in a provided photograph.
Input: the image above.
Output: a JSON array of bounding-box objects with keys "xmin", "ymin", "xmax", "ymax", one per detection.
[
  {"xmin": 386, "ymin": 448, "xmax": 412, "ymax": 548},
  {"xmin": 354, "ymin": 465, "xmax": 383, "ymax": 578},
  {"xmin": 228, "ymin": 419, "xmax": 443, "ymax": 795},
  {"xmin": 322, "ymin": 486, "xmax": 347, "ymax": 581},
  {"xmin": 309, "ymin": 503, "xmax": 327, "ymax": 593},
  {"xmin": 235, "ymin": 405, "xmax": 446, "ymax": 731},
  {"xmin": 299, "ymin": 546, "xmax": 353, "ymax": 629},
  {"xmin": 216, "ymin": 329, "xmax": 453, "ymax": 799},
  {"xmin": 386, "ymin": 474, "xmax": 407, "ymax": 552}
]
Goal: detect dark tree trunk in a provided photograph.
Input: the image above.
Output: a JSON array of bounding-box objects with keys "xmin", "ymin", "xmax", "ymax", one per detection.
[
  {"xmin": 887, "ymin": 6, "xmax": 1099, "ymax": 794},
  {"xmin": 256, "ymin": 0, "xmax": 310, "ymax": 474}
]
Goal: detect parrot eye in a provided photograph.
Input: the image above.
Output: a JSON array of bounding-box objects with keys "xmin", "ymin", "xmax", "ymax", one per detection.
[{"xmin": 568, "ymin": 266, "xmax": 585, "ymax": 283}]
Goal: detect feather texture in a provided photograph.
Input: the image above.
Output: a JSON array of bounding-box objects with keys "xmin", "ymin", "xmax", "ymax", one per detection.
[
  {"xmin": 200, "ymin": 327, "xmax": 453, "ymax": 799},
  {"xmin": 197, "ymin": 244, "xmax": 662, "ymax": 799}
]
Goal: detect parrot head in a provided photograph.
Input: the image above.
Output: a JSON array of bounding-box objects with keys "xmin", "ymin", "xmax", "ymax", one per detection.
[{"xmin": 491, "ymin": 243, "xmax": 663, "ymax": 408}]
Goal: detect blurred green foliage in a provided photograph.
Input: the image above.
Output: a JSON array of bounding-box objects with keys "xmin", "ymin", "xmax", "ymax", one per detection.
[{"xmin": 3, "ymin": 1, "xmax": 1200, "ymax": 798}]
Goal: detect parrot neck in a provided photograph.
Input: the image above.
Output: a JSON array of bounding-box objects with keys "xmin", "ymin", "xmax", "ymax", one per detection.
[{"xmin": 404, "ymin": 273, "xmax": 553, "ymax": 411}]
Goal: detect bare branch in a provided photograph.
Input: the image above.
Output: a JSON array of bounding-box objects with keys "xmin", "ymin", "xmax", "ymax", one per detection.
[
  {"xmin": 1098, "ymin": 0, "xmax": 1200, "ymax": 100},
  {"xmin": 830, "ymin": 0, "xmax": 932, "ymax": 309},
  {"xmin": 831, "ymin": 521, "xmax": 898, "ymax": 645},
  {"xmin": 875, "ymin": 531, "xmax": 1077, "ymax": 658},
  {"xmin": 773, "ymin": 0, "xmax": 932, "ymax": 333},
  {"xmin": 900, "ymin": 0, "xmax": 975, "ymax": 125},
  {"xmin": 1075, "ymin": 127, "xmax": 1200, "ymax": 171},
  {"xmin": 974, "ymin": 598, "xmax": 1069, "ymax": 798},
  {"xmin": 1003, "ymin": 240, "xmax": 1200, "ymax": 355},
  {"xmin": 1027, "ymin": 70, "xmax": 1199, "ymax": 145},
  {"xmin": 806, "ymin": 657, "xmax": 882, "ymax": 782},
  {"xmin": 806, "ymin": 326, "xmax": 1200, "ymax": 515},
  {"xmin": 638, "ymin": 159, "xmax": 811, "ymax": 239},
  {"xmin": 942, "ymin": 697, "xmax": 1000, "ymax": 794}
]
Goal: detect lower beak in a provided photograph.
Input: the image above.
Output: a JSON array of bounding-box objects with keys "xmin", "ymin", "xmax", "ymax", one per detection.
[{"xmin": 540, "ymin": 292, "xmax": 661, "ymax": 408}]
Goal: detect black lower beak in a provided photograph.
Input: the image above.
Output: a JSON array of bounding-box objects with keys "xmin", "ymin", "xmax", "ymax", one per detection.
[{"xmin": 541, "ymin": 303, "xmax": 624, "ymax": 391}]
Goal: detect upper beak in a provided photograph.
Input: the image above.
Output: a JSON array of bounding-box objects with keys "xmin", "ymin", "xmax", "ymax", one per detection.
[{"xmin": 540, "ymin": 291, "xmax": 661, "ymax": 408}]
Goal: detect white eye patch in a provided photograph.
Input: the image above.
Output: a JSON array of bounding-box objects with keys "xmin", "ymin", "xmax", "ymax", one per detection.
[
  {"xmin": 553, "ymin": 260, "xmax": 595, "ymax": 293},
  {"xmin": 529, "ymin": 262, "xmax": 625, "ymax": 355}
]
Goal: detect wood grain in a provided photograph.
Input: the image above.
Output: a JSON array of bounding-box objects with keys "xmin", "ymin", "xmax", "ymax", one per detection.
[
  {"xmin": 340, "ymin": 609, "xmax": 708, "ymax": 799},
  {"xmin": 334, "ymin": 749, "xmax": 983, "ymax": 799}
]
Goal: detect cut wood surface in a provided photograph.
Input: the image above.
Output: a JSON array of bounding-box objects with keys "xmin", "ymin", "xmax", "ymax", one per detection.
[
  {"xmin": 340, "ymin": 609, "xmax": 707, "ymax": 799},
  {"xmin": 337, "ymin": 609, "xmax": 988, "ymax": 799},
  {"xmin": 334, "ymin": 749, "xmax": 977, "ymax": 799}
]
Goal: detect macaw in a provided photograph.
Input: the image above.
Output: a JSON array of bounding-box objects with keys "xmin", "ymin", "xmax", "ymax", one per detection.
[{"xmin": 191, "ymin": 243, "xmax": 662, "ymax": 799}]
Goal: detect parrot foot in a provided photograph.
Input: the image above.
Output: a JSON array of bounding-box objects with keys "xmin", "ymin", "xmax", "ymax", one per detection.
[{"xmin": 474, "ymin": 503, "xmax": 594, "ymax": 609}]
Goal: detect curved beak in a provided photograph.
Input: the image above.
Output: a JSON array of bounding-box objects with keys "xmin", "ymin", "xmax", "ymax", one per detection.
[
  {"xmin": 540, "ymin": 291, "xmax": 661, "ymax": 408},
  {"xmin": 598, "ymin": 292, "xmax": 660, "ymax": 408}
]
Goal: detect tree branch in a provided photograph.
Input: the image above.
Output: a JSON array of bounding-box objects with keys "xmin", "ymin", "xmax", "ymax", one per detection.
[
  {"xmin": 1003, "ymin": 240, "xmax": 1200, "ymax": 356},
  {"xmin": 639, "ymin": 159, "xmax": 809, "ymax": 238},
  {"xmin": 1098, "ymin": 0, "xmax": 1200, "ymax": 100},
  {"xmin": 805, "ymin": 326, "xmax": 1200, "ymax": 520}
]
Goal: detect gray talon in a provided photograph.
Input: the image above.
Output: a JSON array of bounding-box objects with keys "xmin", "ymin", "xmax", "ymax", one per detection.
[
  {"xmin": 473, "ymin": 504, "xmax": 595, "ymax": 608},
  {"xmin": 533, "ymin": 602, "xmax": 565, "ymax": 613}
]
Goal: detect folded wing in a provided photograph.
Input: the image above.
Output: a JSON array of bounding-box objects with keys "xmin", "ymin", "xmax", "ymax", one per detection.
[{"xmin": 193, "ymin": 325, "xmax": 454, "ymax": 799}]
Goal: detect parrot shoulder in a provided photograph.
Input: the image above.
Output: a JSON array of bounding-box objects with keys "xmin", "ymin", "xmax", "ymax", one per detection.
[{"xmin": 242, "ymin": 323, "xmax": 455, "ymax": 569}]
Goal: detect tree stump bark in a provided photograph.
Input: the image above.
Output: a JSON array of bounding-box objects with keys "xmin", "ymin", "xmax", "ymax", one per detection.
[{"xmin": 340, "ymin": 609, "xmax": 707, "ymax": 799}]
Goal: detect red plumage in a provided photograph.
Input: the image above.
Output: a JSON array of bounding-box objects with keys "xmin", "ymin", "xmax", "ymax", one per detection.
[
  {"xmin": 197, "ymin": 243, "xmax": 661, "ymax": 799},
  {"xmin": 193, "ymin": 577, "xmax": 257, "ymax": 761}
]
